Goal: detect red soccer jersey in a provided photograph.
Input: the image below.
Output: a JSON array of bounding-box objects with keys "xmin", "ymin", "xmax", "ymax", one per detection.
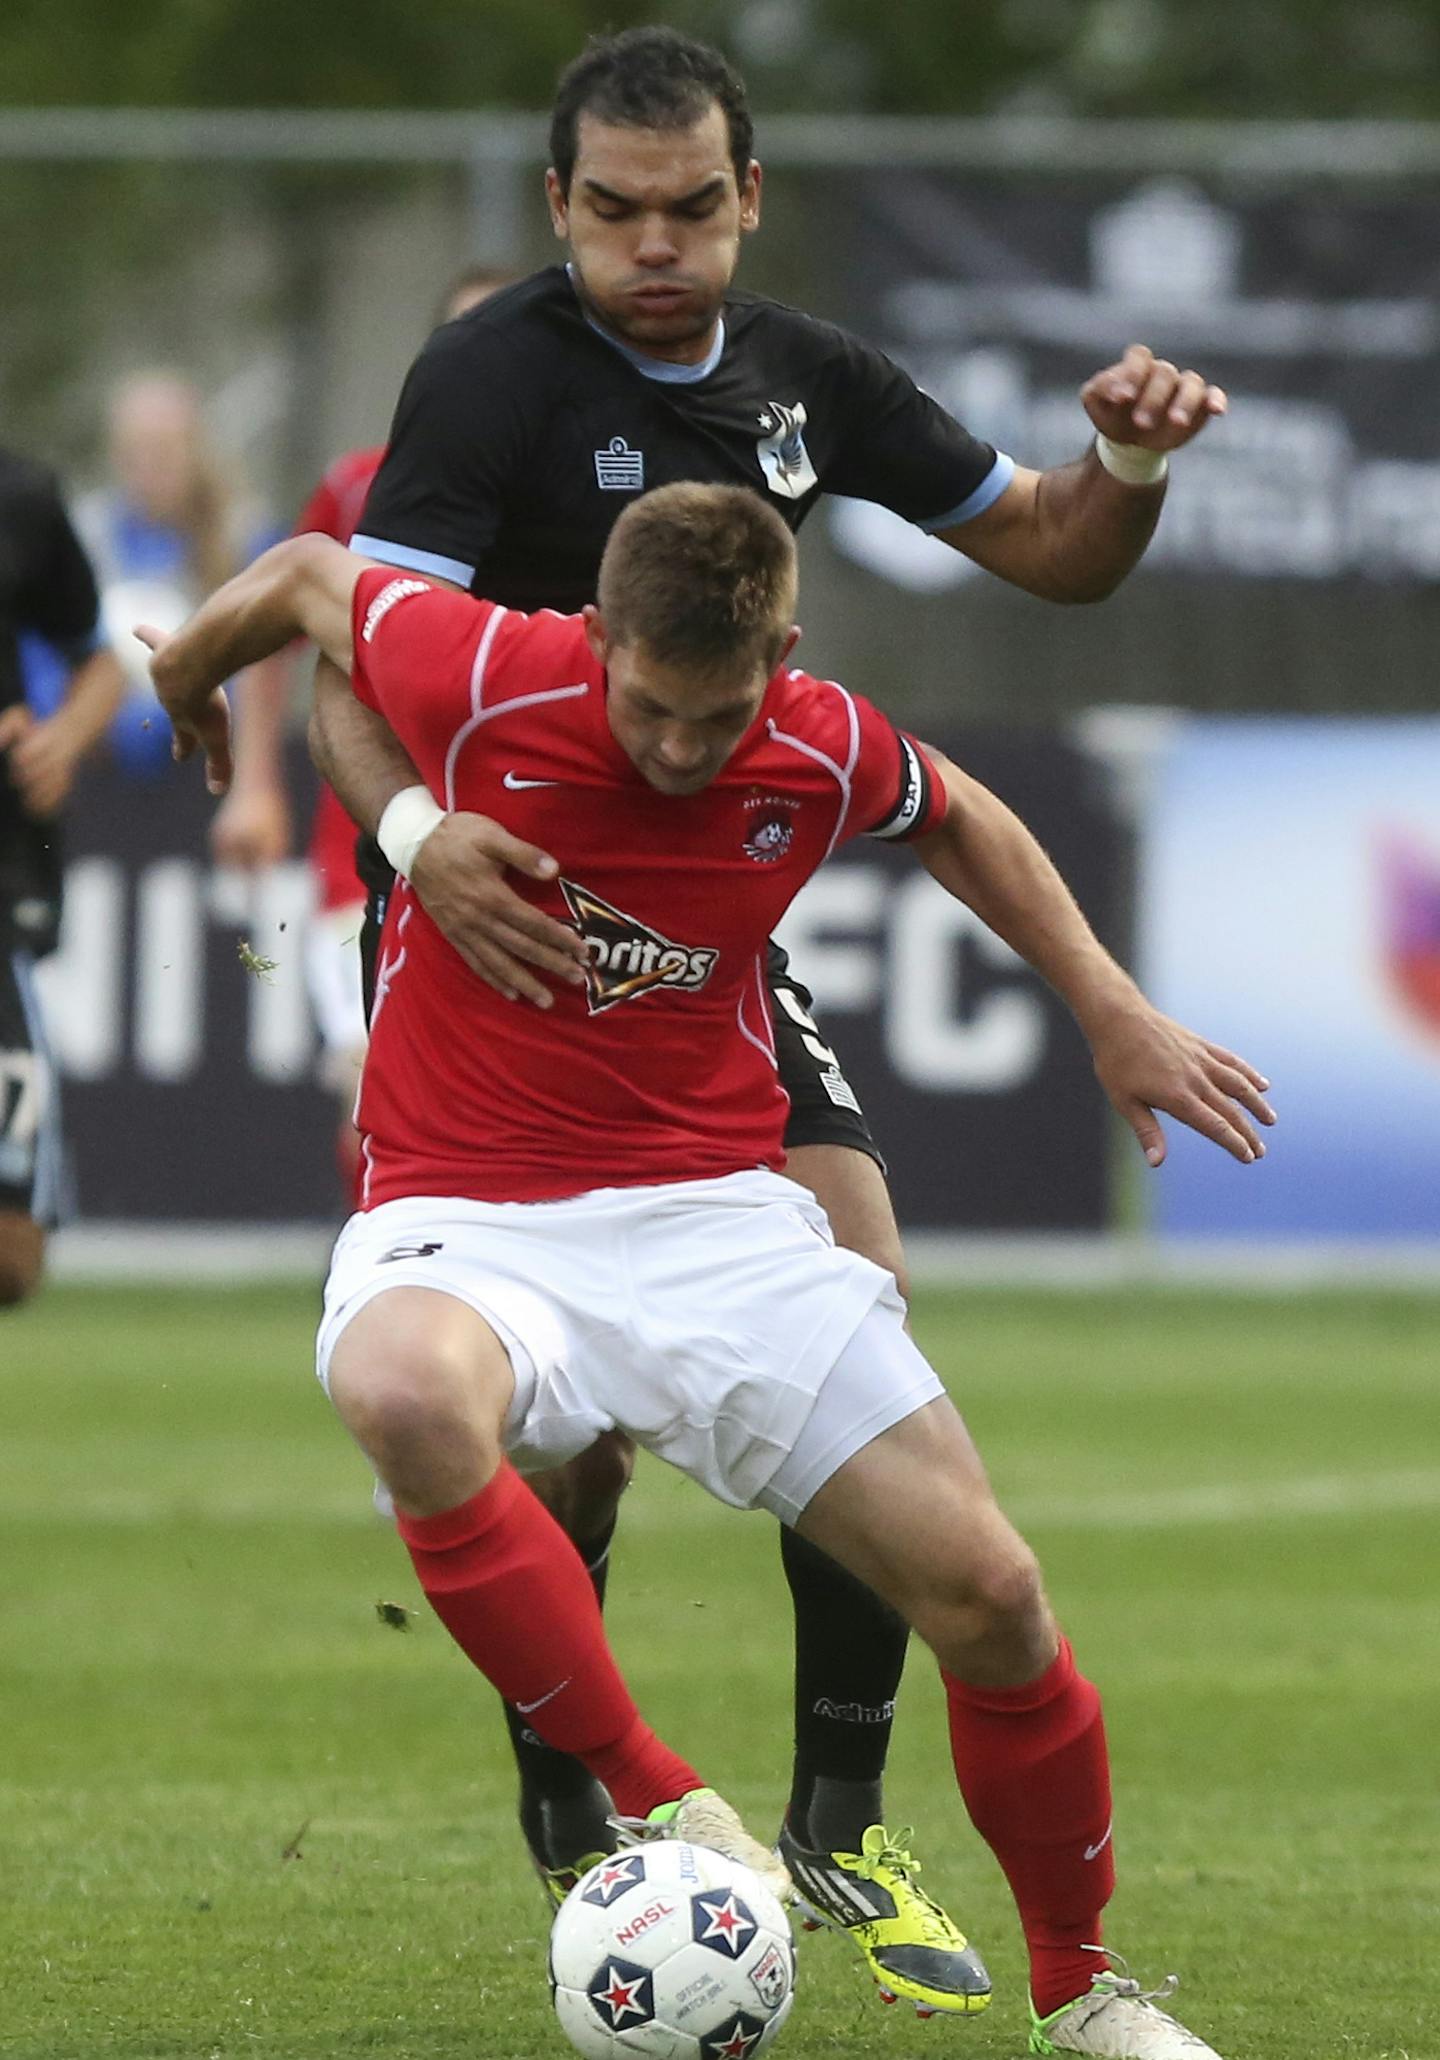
[
  {"xmin": 348, "ymin": 568, "xmax": 946, "ymax": 1207},
  {"xmin": 296, "ymin": 448, "xmax": 386, "ymax": 911}
]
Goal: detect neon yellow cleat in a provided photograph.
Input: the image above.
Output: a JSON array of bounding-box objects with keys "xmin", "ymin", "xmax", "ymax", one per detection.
[{"xmin": 779, "ymin": 1821, "xmax": 991, "ymax": 2017}]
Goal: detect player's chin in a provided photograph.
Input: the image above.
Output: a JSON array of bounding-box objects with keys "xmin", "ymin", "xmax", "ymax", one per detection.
[{"xmin": 645, "ymin": 767, "xmax": 712, "ymax": 795}]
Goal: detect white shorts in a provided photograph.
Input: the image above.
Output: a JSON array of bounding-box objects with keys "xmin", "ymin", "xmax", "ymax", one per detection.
[{"xmin": 316, "ymin": 1169, "xmax": 932, "ymax": 1514}]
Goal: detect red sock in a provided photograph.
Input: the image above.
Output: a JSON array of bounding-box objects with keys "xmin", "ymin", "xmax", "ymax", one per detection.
[
  {"xmin": 397, "ymin": 1465, "xmax": 700, "ymax": 1819},
  {"xmin": 943, "ymin": 1638, "xmax": 1114, "ymax": 2018}
]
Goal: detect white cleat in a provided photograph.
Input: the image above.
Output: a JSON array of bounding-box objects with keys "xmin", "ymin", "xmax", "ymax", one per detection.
[
  {"xmin": 1030, "ymin": 1969, "xmax": 1222, "ymax": 2058},
  {"xmin": 610, "ymin": 1787, "xmax": 793, "ymax": 1904}
]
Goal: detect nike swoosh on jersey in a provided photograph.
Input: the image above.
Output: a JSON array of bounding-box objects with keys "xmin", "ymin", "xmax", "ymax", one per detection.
[
  {"xmin": 1083, "ymin": 1822, "xmax": 1113, "ymax": 1861},
  {"xmin": 503, "ymin": 771, "xmax": 561, "ymax": 789},
  {"xmin": 515, "ymin": 1676, "xmax": 572, "ymax": 1714}
]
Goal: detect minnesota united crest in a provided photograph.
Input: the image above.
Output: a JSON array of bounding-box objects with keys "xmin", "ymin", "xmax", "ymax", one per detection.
[{"xmin": 756, "ymin": 400, "xmax": 818, "ymax": 501}]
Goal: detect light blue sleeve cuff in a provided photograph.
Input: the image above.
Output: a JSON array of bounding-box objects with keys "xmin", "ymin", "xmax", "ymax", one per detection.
[
  {"xmin": 349, "ymin": 535, "xmax": 476, "ymax": 588},
  {"xmin": 917, "ymin": 452, "xmax": 1016, "ymax": 534}
]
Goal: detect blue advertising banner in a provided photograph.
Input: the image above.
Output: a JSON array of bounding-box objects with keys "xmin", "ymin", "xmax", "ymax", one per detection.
[{"xmin": 1141, "ymin": 720, "xmax": 1440, "ymax": 1238}]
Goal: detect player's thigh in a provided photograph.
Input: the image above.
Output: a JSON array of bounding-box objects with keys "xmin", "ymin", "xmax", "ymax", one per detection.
[
  {"xmin": 326, "ymin": 1285, "xmax": 518, "ymax": 1460},
  {"xmin": 525, "ymin": 1430, "xmax": 636, "ymax": 1539},
  {"xmin": 795, "ymin": 1391, "xmax": 1041, "ymax": 1644},
  {"xmin": 0, "ymin": 1208, "xmax": 44, "ymax": 1306},
  {"xmin": 785, "ymin": 1144, "xmax": 906, "ymax": 1298}
]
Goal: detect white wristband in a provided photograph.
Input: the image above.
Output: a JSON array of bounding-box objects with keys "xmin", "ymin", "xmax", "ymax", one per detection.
[
  {"xmin": 376, "ymin": 785, "xmax": 446, "ymax": 881},
  {"xmin": 1094, "ymin": 434, "xmax": 1169, "ymax": 487}
]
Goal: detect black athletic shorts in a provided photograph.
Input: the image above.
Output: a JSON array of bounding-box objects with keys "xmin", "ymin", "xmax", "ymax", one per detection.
[
  {"xmin": 0, "ymin": 945, "xmax": 63, "ymax": 1223},
  {"xmin": 358, "ymin": 860, "xmax": 883, "ymax": 1169}
]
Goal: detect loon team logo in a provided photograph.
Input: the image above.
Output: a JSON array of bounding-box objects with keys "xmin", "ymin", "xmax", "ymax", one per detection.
[
  {"xmin": 756, "ymin": 400, "xmax": 818, "ymax": 501},
  {"xmin": 560, "ymin": 879, "xmax": 719, "ymax": 1014}
]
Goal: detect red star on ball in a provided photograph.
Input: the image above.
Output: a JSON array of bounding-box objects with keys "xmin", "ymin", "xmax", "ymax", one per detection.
[
  {"xmin": 597, "ymin": 1967, "xmax": 647, "ymax": 2024},
  {"xmin": 699, "ymin": 1895, "xmax": 751, "ymax": 1947},
  {"xmin": 712, "ymin": 2021, "xmax": 761, "ymax": 2059}
]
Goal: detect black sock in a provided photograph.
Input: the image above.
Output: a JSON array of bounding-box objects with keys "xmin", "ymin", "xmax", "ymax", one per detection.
[
  {"xmin": 505, "ymin": 1515, "xmax": 620, "ymax": 1863},
  {"xmin": 781, "ymin": 1524, "xmax": 909, "ymax": 1850}
]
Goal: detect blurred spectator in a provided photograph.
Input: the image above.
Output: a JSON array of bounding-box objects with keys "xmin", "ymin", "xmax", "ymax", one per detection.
[
  {"xmin": 76, "ymin": 371, "xmax": 281, "ymax": 775},
  {"xmin": 0, "ymin": 443, "xmax": 125, "ymax": 1303}
]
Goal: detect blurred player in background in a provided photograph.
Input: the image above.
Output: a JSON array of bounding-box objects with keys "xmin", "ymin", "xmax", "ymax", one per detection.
[
  {"xmin": 77, "ymin": 370, "xmax": 281, "ymax": 777},
  {"xmin": 0, "ymin": 446, "xmax": 125, "ymax": 1304},
  {"xmin": 304, "ymin": 23, "xmax": 1229, "ymax": 2011},
  {"xmin": 211, "ymin": 264, "xmax": 515, "ymax": 1188},
  {"xmin": 147, "ymin": 487, "xmax": 1271, "ymax": 2059}
]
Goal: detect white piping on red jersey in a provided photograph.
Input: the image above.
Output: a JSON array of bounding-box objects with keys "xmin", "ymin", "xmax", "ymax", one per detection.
[
  {"xmin": 765, "ymin": 680, "xmax": 862, "ymax": 860},
  {"xmin": 441, "ymin": 605, "xmax": 591, "ymax": 808},
  {"xmin": 370, "ymin": 899, "xmax": 413, "ymax": 1028},
  {"xmin": 736, "ymin": 950, "xmax": 778, "ymax": 1068}
]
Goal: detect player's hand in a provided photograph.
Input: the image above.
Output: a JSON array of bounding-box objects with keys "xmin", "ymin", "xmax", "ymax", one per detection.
[
  {"xmin": 409, "ymin": 811, "xmax": 591, "ymax": 1010},
  {"xmin": 211, "ymin": 779, "xmax": 292, "ymax": 869},
  {"xmin": 134, "ymin": 622, "xmax": 234, "ymax": 796},
  {"xmin": 1082, "ymin": 344, "xmax": 1227, "ymax": 451},
  {"xmin": 0, "ymin": 704, "xmax": 82, "ymax": 817},
  {"xmin": 1088, "ymin": 1001, "xmax": 1274, "ymax": 1167}
]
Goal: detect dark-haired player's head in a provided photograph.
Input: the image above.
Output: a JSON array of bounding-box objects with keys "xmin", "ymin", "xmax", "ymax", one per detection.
[
  {"xmin": 587, "ymin": 483, "xmax": 799, "ymax": 796},
  {"xmin": 546, "ymin": 28, "xmax": 760, "ymax": 366}
]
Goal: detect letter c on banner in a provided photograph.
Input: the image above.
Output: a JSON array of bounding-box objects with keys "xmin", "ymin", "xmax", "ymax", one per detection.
[{"xmin": 887, "ymin": 875, "xmax": 1046, "ymax": 1091}]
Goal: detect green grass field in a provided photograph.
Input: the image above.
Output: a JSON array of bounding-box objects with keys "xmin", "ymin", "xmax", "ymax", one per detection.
[{"xmin": 3, "ymin": 1283, "xmax": 1437, "ymax": 2059}]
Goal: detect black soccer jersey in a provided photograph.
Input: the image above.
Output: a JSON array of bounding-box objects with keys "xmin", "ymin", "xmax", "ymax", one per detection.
[
  {"xmin": 0, "ymin": 446, "xmax": 103, "ymax": 952},
  {"xmin": 354, "ymin": 266, "xmax": 1013, "ymax": 614}
]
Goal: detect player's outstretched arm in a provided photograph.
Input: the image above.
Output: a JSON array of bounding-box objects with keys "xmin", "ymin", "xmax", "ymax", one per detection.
[
  {"xmin": 139, "ymin": 534, "xmax": 365, "ymax": 792},
  {"xmin": 938, "ymin": 344, "xmax": 1226, "ymax": 603},
  {"xmin": 911, "ymin": 750, "xmax": 1274, "ymax": 1167}
]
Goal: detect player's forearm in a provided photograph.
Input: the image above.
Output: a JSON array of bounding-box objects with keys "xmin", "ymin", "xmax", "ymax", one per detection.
[
  {"xmin": 52, "ymin": 646, "xmax": 126, "ymax": 760},
  {"xmin": 309, "ymin": 652, "xmax": 424, "ymax": 837},
  {"xmin": 917, "ymin": 758, "xmax": 1138, "ymax": 1032},
  {"xmin": 229, "ymin": 650, "xmax": 293, "ymax": 791},
  {"xmin": 945, "ymin": 451, "xmax": 1164, "ymax": 604}
]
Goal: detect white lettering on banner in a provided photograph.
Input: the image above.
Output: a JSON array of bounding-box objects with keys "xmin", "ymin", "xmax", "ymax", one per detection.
[
  {"xmin": 776, "ymin": 866, "xmax": 1048, "ymax": 1094},
  {"xmin": 889, "ymin": 875, "xmax": 1045, "ymax": 1091},
  {"xmin": 772, "ymin": 868, "xmax": 888, "ymax": 1012},
  {"xmin": 136, "ymin": 860, "xmax": 202, "ymax": 1080},
  {"xmin": 40, "ymin": 859, "xmax": 317, "ymax": 1085},
  {"xmin": 33, "ymin": 858, "xmax": 123, "ymax": 1079}
]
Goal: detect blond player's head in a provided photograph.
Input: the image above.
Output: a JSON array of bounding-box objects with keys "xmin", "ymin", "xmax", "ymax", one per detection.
[{"xmin": 587, "ymin": 483, "xmax": 799, "ymax": 795}]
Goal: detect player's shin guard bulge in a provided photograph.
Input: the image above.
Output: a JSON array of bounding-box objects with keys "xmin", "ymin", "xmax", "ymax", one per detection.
[
  {"xmin": 944, "ymin": 1638, "xmax": 1115, "ymax": 2021},
  {"xmin": 396, "ymin": 1464, "xmax": 700, "ymax": 1820}
]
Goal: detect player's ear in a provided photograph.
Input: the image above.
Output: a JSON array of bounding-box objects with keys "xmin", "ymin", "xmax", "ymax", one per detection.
[
  {"xmin": 582, "ymin": 604, "xmax": 608, "ymax": 664},
  {"xmin": 740, "ymin": 160, "xmax": 762, "ymax": 234},
  {"xmin": 544, "ymin": 167, "xmax": 569, "ymax": 239}
]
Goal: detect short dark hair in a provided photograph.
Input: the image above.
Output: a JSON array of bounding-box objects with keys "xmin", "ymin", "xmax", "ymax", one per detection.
[
  {"xmin": 550, "ymin": 28, "xmax": 754, "ymax": 196},
  {"xmin": 598, "ymin": 484, "xmax": 797, "ymax": 679},
  {"xmin": 433, "ymin": 263, "xmax": 516, "ymax": 327}
]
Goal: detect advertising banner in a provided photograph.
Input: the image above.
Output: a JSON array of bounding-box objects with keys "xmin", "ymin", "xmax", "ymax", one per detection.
[
  {"xmin": 41, "ymin": 733, "xmax": 1123, "ymax": 1232},
  {"xmin": 1140, "ymin": 719, "xmax": 1440, "ymax": 1238}
]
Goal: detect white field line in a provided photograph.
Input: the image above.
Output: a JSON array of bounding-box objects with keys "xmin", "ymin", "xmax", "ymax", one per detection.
[{"xmin": 4, "ymin": 1467, "xmax": 1439, "ymax": 1532}]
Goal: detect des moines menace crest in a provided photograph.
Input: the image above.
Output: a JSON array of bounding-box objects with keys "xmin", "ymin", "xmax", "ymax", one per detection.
[{"xmin": 560, "ymin": 878, "xmax": 719, "ymax": 1015}]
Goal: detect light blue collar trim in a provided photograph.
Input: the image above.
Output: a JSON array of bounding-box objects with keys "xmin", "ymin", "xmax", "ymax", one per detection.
[{"xmin": 569, "ymin": 263, "xmax": 725, "ymax": 383}]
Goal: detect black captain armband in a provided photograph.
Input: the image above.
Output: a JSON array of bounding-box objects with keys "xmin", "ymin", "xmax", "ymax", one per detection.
[{"xmin": 866, "ymin": 734, "xmax": 934, "ymax": 841}]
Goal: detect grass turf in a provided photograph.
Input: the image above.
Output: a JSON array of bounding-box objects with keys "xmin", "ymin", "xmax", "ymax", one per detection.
[{"xmin": 2, "ymin": 1283, "xmax": 1436, "ymax": 2058}]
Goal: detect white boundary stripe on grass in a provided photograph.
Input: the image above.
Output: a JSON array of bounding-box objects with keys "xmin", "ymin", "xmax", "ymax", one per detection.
[
  {"xmin": 1006, "ymin": 1467, "xmax": 1440, "ymax": 1531},
  {"xmin": 10, "ymin": 1466, "xmax": 1440, "ymax": 1531}
]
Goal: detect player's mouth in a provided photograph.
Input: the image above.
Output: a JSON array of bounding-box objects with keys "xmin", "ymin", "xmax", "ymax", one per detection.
[{"xmin": 627, "ymin": 282, "xmax": 696, "ymax": 314}]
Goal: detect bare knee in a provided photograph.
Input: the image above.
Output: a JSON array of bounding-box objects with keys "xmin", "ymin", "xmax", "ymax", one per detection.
[
  {"xmin": 0, "ymin": 1216, "xmax": 45, "ymax": 1308},
  {"xmin": 913, "ymin": 1528, "xmax": 1052, "ymax": 1686},
  {"xmin": 327, "ymin": 1290, "xmax": 513, "ymax": 1511},
  {"xmin": 528, "ymin": 1432, "xmax": 635, "ymax": 1539}
]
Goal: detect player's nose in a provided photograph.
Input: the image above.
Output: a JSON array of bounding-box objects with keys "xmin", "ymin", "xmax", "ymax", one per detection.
[{"xmin": 634, "ymin": 214, "xmax": 681, "ymax": 265}]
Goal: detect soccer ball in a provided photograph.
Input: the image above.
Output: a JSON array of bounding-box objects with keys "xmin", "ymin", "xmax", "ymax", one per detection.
[{"xmin": 549, "ymin": 1841, "xmax": 796, "ymax": 2059}]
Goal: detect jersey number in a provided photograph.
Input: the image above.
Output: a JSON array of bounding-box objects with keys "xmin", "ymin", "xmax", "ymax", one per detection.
[{"xmin": 0, "ymin": 1051, "xmax": 43, "ymax": 1150}]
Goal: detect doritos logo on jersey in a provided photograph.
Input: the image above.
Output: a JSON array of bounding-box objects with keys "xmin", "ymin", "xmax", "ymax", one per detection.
[
  {"xmin": 559, "ymin": 878, "xmax": 718, "ymax": 1014},
  {"xmin": 361, "ymin": 577, "xmax": 429, "ymax": 643}
]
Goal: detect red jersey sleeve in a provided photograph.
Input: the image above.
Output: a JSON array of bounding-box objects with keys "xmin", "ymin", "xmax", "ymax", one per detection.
[
  {"xmin": 349, "ymin": 567, "xmax": 502, "ymax": 794},
  {"xmin": 848, "ymin": 693, "xmax": 948, "ymax": 843}
]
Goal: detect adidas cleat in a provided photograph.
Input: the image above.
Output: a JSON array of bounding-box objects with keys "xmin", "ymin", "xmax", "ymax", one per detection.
[
  {"xmin": 778, "ymin": 1821, "xmax": 991, "ymax": 2016},
  {"xmin": 1030, "ymin": 1964, "xmax": 1221, "ymax": 2057},
  {"xmin": 611, "ymin": 1788, "xmax": 793, "ymax": 1903}
]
